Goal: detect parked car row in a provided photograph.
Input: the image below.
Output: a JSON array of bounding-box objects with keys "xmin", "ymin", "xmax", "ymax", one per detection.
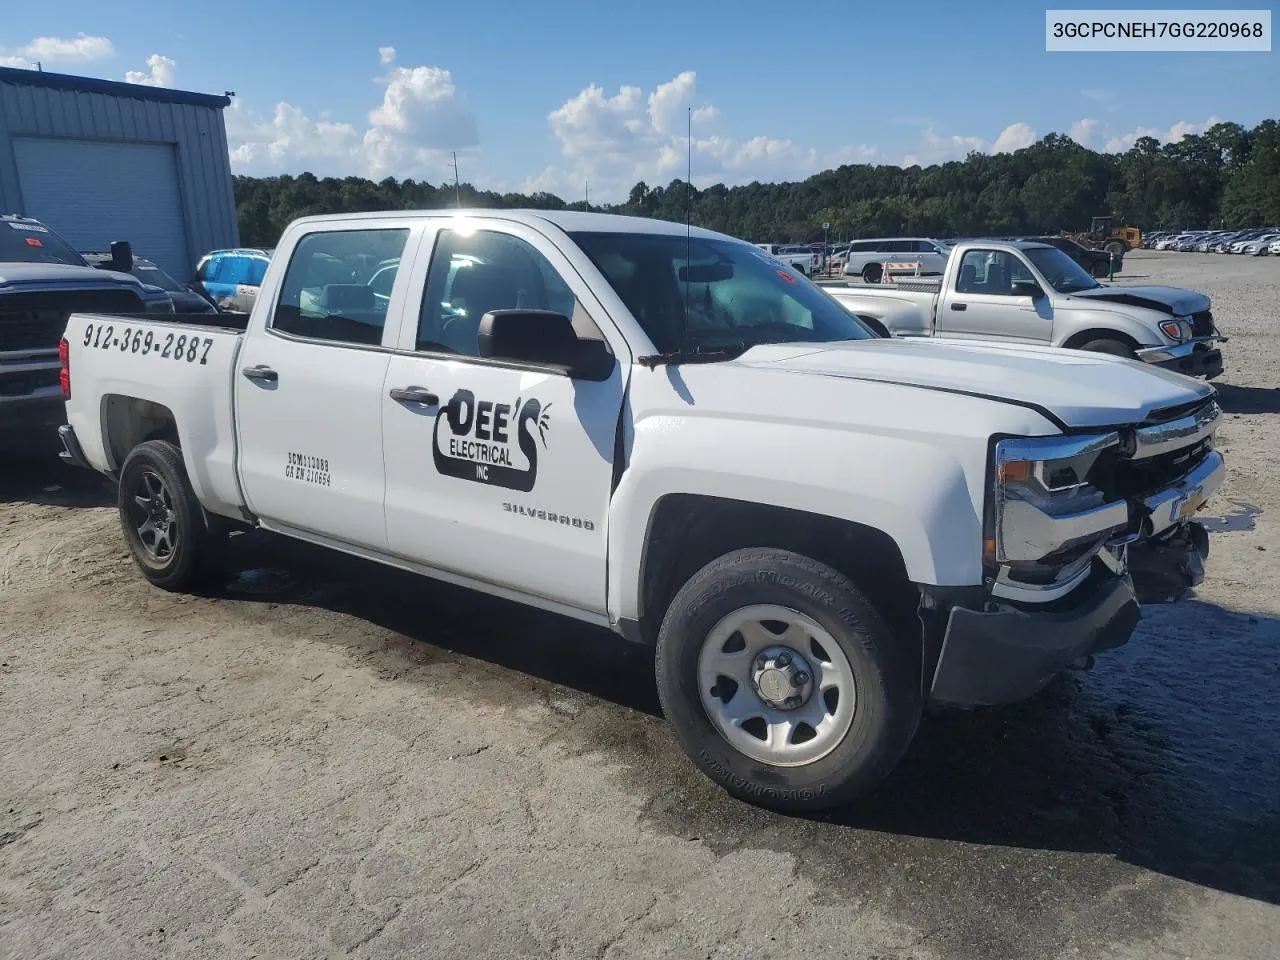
[{"xmin": 1145, "ymin": 228, "xmax": 1280, "ymax": 255}]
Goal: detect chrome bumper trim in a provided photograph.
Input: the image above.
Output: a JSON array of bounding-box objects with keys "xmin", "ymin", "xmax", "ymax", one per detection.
[{"xmin": 1136, "ymin": 336, "xmax": 1225, "ymax": 364}]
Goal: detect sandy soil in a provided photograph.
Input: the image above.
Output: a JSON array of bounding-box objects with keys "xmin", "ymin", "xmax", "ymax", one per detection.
[{"xmin": 1, "ymin": 250, "xmax": 1277, "ymax": 960}]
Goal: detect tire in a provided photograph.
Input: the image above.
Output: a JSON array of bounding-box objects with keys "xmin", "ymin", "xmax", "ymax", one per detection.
[
  {"xmin": 861, "ymin": 262, "xmax": 883, "ymax": 284},
  {"xmin": 1090, "ymin": 259, "xmax": 1111, "ymax": 278},
  {"xmin": 655, "ymin": 548, "xmax": 920, "ymax": 812},
  {"xmin": 117, "ymin": 439, "xmax": 223, "ymax": 592},
  {"xmin": 1078, "ymin": 337, "xmax": 1137, "ymax": 359},
  {"xmin": 1105, "ymin": 240, "xmax": 1126, "ymax": 257}
]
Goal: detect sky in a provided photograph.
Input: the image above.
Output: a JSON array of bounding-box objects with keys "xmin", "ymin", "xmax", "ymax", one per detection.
[{"xmin": 3, "ymin": 0, "xmax": 1277, "ymax": 202}]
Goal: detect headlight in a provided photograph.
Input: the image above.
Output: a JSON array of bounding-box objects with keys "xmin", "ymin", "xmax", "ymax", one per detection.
[
  {"xmin": 988, "ymin": 433, "xmax": 1130, "ymax": 584},
  {"xmin": 1159, "ymin": 318, "xmax": 1192, "ymax": 340}
]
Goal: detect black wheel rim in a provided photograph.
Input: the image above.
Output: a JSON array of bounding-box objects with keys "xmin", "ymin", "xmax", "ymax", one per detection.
[{"xmin": 129, "ymin": 469, "xmax": 179, "ymax": 562}]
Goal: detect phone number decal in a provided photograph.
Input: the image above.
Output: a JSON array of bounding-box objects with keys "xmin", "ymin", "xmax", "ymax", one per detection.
[{"xmin": 81, "ymin": 322, "xmax": 214, "ymax": 365}]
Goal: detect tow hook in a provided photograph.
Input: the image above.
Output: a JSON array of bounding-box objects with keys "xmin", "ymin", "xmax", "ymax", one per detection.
[{"xmin": 1128, "ymin": 520, "xmax": 1210, "ymax": 604}]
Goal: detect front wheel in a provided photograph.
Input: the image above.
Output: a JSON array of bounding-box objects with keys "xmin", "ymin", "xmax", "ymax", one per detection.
[
  {"xmin": 655, "ymin": 548, "xmax": 920, "ymax": 812},
  {"xmin": 1079, "ymin": 337, "xmax": 1137, "ymax": 359},
  {"xmin": 118, "ymin": 439, "xmax": 223, "ymax": 591}
]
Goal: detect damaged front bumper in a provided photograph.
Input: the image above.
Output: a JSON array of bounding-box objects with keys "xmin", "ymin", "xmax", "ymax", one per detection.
[
  {"xmin": 923, "ymin": 520, "xmax": 1211, "ymax": 708},
  {"xmin": 1136, "ymin": 337, "xmax": 1225, "ymax": 380}
]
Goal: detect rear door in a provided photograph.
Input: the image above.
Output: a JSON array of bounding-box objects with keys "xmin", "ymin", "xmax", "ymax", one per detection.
[
  {"xmin": 380, "ymin": 218, "xmax": 628, "ymax": 615},
  {"xmin": 234, "ymin": 221, "xmax": 421, "ymax": 550},
  {"xmin": 936, "ymin": 248, "xmax": 1052, "ymax": 343}
]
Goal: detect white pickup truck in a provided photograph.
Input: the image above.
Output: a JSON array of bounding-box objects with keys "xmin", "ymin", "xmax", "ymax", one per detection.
[
  {"xmin": 56, "ymin": 210, "xmax": 1225, "ymax": 811},
  {"xmin": 826, "ymin": 239, "xmax": 1226, "ymax": 379},
  {"xmin": 755, "ymin": 243, "xmax": 819, "ymax": 276}
]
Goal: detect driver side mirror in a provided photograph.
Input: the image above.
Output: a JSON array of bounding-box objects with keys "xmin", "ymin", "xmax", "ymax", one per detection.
[
  {"xmin": 477, "ymin": 309, "xmax": 615, "ymax": 381},
  {"xmin": 1011, "ymin": 280, "xmax": 1043, "ymax": 299}
]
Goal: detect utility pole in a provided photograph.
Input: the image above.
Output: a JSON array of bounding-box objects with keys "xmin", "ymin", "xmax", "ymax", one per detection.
[
  {"xmin": 585, "ymin": 181, "xmax": 589, "ymax": 211},
  {"xmin": 451, "ymin": 152, "xmax": 461, "ymax": 208}
]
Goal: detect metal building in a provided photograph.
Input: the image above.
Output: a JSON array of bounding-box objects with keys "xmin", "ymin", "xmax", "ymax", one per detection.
[{"xmin": 0, "ymin": 66, "xmax": 239, "ymax": 278}]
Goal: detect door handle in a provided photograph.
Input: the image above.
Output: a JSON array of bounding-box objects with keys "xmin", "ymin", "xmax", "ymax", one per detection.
[
  {"xmin": 242, "ymin": 364, "xmax": 278, "ymax": 383},
  {"xmin": 950, "ymin": 303, "xmax": 967, "ymax": 311},
  {"xmin": 389, "ymin": 386, "xmax": 439, "ymax": 406}
]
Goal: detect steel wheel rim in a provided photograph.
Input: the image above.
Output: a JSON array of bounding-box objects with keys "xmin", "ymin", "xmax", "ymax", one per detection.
[
  {"xmin": 697, "ymin": 604, "xmax": 857, "ymax": 767},
  {"xmin": 129, "ymin": 469, "xmax": 178, "ymax": 563}
]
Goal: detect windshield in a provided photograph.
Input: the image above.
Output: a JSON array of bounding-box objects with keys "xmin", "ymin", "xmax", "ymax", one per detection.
[
  {"xmin": 1024, "ymin": 245, "xmax": 1101, "ymax": 293},
  {"xmin": 0, "ymin": 220, "xmax": 87, "ymax": 266},
  {"xmin": 570, "ymin": 231, "xmax": 877, "ymax": 352},
  {"xmin": 132, "ymin": 261, "xmax": 185, "ymax": 292}
]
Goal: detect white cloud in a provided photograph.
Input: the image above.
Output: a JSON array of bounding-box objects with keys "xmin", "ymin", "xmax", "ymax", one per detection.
[
  {"xmin": 125, "ymin": 54, "xmax": 176, "ymax": 88},
  {"xmin": 378, "ymin": 46, "xmax": 396, "ymax": 65},
  {"xmin": 1070, "ymin": 118, "xmax": 1099, "ymax": 147},
  {"xmin": 1103, "ymin": 116, "xmax": 1223, "ymax": 153},
  {"xmin": 23, "ymin": 33, "xmax": 114, "ymax": 62},
  {"xmin": 902, "ymin": 128, "xmax": 985, "ymax": 167},
  {"xmin": 991, "ymin": 122, "xmax": 1037, "ymax": 154},
  {"xmin": 227, "ymin": 55, "xmax": 478, "ymax": 180},
  {"xmin": 0, "ymin": 32, "xmax": 115, "ymax": 69},
  {"xmin": 542, "ymin": 72, "xmax": 878, "ymax": 201}
]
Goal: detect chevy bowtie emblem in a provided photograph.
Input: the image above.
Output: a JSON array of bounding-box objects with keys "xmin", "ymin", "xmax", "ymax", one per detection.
[{"xmin": 1174, "ymin": 483, "xmax": 1208, "ymax": 521}]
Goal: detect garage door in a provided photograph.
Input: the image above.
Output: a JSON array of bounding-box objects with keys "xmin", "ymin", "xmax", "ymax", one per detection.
[{"xmin": 13, "ymin": 137, "xmax": 189, "ymax": 277}]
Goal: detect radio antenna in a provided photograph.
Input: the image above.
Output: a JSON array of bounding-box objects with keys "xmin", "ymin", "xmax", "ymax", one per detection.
[{"xmin": 452, "ymin": 152, "xmax": 461, "ymax": 208}]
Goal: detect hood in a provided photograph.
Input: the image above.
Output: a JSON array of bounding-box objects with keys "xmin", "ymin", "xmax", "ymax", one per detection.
[
  {"xmin": 0, "ymin": 262, "xmax": 150, "ymax": 290},
  {"xmin": 734, "ymin": 337, "xmax": 1213, "ymax": 429},
  {"xmin": 1068, "ymin": 284, "xmax": 1210, "ymax": 317}
]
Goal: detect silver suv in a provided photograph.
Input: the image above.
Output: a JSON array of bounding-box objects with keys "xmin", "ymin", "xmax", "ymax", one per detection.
[{"xmin": 841, "ymin": 237, "xmax": 952, "ymax": 283}]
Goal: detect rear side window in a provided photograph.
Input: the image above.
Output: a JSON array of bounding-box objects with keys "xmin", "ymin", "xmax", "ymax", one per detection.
[
  {"xmin": 849, "ymin": 241, "xmax": 877, "ymax": 253},
  {"xmin": 272, "ymin": 229, "xmax": 410, "ymax": 346},
  {"xmin": 245, "ymin": 258, "xmax": 268, "ymax": 286}
]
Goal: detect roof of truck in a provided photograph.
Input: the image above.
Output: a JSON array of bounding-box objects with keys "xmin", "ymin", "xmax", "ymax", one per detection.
[{"xmin": 287, "ymin": 209, "xmax": 732, "ymax": 240}]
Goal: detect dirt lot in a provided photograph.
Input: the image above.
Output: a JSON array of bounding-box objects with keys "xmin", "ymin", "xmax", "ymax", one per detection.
[{"xmin": 2, "ymin": 250, "xmax": 1278, "ymax": 960}]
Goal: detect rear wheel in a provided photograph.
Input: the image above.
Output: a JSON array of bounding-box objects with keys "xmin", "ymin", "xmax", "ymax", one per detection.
[
  {"xmin": 1078, "ymin": 337, "xmax": 1137, "ymax": 360},
  {"xmin": 118, "ymin": 439, "xmax": 223, "ymax": 591},
  {"xmin": 862, "ymin": 262, "xmax": 883, "ymax": 284},
  {"xmin": 1091, "ymin": 259, "xmax": 1112, "ymax": 278},
  {"xmin": 655, "ymin": 548, "xmax": 920, "ymax": 812},
  {"xmin": 1105, "ymin": 240, "xmax": 1127, "ymax": 257}
]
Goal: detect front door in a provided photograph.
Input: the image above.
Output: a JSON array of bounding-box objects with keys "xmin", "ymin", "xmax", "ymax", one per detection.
[
  {"xmin": 936, "ymin": 247, "xmax": 1053, "ymax": 343},
  {"xmin": 381, "ymin": 219, "xmax": 627, "ymax": 615},
  {"xmin": 235, "ymin": 222, "xmax": 418, "ymax": 551}
]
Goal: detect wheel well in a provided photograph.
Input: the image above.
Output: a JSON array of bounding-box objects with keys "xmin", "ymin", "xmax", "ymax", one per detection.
[
  {"xmin": 1061, "ymin": 328, "xmax": 1140, "ymax": 351},
  {"xmin": 102, "ymin": 395, "xmax": 179, "ymax": 469},
  {"xmin": 857, "ymin": 314, "xmax": 890, "ymax": 338},
  {"xmin": 637, "ymin": 495, "xmax": 918, "ymax": 645}
]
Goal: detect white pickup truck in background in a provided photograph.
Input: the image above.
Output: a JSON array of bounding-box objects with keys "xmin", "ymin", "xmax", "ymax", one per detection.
[
  {"xmin": 755, "ymin": 243, "xmax": 819, "ymax": 276},
  {"xmin": 825, "ymin": 239, "xmax": 1226, "ymax": 379},
  {"xmin": 56, "ymin": 210, "xmax": 1224, "ymax": 811}
]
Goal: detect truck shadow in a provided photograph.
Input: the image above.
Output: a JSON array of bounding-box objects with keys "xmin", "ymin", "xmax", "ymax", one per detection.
[
  {"xmin": 0, "ymin": 451, "xmax": 114, "ymax": 508},
  {"xmin": 1215, "ymin": 382, "xmax": 1280, "ymax": 415},
  {"xmin": 212, "ymin": 531, "xmax": 1279, "ymax": 913}
]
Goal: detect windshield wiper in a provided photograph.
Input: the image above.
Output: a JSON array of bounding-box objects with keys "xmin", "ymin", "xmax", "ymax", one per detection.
[{"xmin": 636, "ymin": 341, "xmax": 747, "ymax": 368}]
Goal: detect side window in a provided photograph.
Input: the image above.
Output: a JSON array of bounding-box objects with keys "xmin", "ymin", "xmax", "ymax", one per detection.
[
  {"xmin": 245, "ymin": 257, "xmax": 268, "ymax": 286},
  {"xmin": 850, "ymin": 241, "xmax": 875, "ymax": 253},
  {"xmin": 955, "ymin": 250, "xmax": 1022, "ymax": 296},
  {"xmin": 198, "ymin": 256, "xmax": 221, "ymax": 283},
  {"xmin": 417, "ymin": 229, "xmax": 586, "ymax": 357},
  {"xmin": 913, "ymin": 240, "xmax": 938, "ymax": 253},
  {"xmin": 272, "ymin": 228, "xmax": 410, "ymax": 346},
  {"xmin": 222, "ymin": 256, "xmax": 250, "ymax": 286}
]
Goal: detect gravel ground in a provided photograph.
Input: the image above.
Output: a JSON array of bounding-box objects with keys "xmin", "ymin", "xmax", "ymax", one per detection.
[{"xmin": 2, "ymin": 250, "xmax": 1278, "ymax": 960}]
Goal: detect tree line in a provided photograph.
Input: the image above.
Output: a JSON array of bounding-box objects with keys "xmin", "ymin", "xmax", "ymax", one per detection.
[{"xmin": 233, "ymin": 119, "xmax": 1280, "ymax": 248}]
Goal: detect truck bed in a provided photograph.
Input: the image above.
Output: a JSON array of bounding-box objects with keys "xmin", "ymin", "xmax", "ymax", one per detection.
[
  {"xmin": 89, "ymin": 310, "xmax": 251, "ymax": 333},
  {"xmin": 62, "ymin": 310, "xmax": 248, "ymax": 519}
]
